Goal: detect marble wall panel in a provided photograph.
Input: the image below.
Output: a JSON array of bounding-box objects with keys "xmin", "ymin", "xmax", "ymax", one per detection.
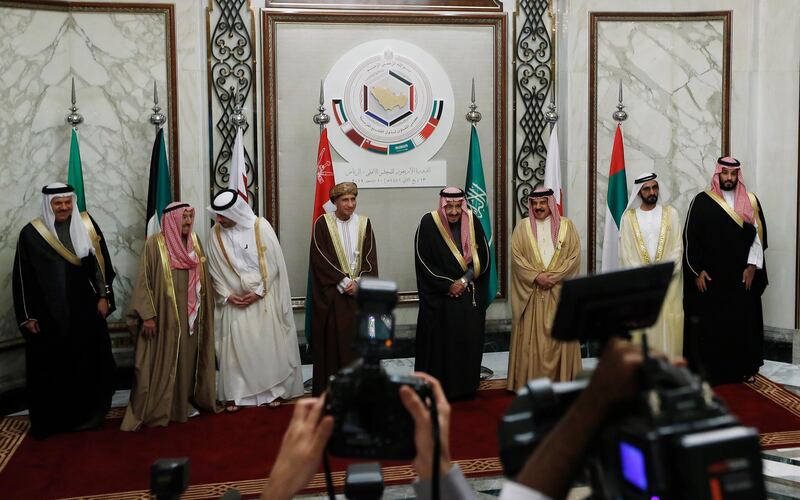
[
  {"xmin": 562, "ymin": 0, "xmax": 799, "ymax": 328},
  {"xmin": 591, "ymin": 17, "xmax": 726, "ymax": 270},
  {"xmin": 0, "ymin": 6, "xmax": 173, "ymax": 346}
]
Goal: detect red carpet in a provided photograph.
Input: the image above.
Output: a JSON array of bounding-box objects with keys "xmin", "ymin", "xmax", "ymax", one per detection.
[
  {"xmin": 0, "ymin": 381, "xmax": 512, "ymax": 499},
  {"xmin": 714, "ymin": 374, "xmax": 800, "ymax": 449}
]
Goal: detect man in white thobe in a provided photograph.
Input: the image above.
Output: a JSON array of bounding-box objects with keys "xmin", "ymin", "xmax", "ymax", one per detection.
[
  {"xmin": 206, "ymin": 189, "xmax": 302, "ymax": 409},
  {"xmin": 619, "ymin": 172, "xmax": 683, "ymax": 358}
]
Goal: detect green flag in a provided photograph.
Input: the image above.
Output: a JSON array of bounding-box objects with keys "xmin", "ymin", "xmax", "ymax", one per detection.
[
  {"xmin": 146, "ymin": 128, "xmax": 172, "ymax": 236},
  {"xmin": 465, "ymin": 124, "xmax": 498, "ymax": 305},
  {"xmin": 67, "ymin": 128, "xmax": 86, "ymax": 212}
]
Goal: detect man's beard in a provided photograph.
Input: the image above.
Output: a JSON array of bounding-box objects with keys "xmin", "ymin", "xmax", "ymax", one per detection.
[
  {"xmin": 642, "ymin": 195, "xmax": 658, "ymax": 205},
  {"xmin": 721, "ymin": 179, "xmax": 738, "ymax": 191}
]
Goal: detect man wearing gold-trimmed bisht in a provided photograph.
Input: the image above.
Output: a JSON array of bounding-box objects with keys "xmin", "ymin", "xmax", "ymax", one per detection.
[
  {"xmin": 414, "ymin": 187, "xmax": 490, "ymax": 401},
  {"xmin": 683, "ymin": 157, "xmax": 768, "ymax": 385},
  {"xmin": 13, "ymin": 183, "xmax": 116, "ymax": 438},
  {"xmin": 206, "ymin": 189, "xmax": 303, "ymax": 411},
  {"xmin": 122, "ymin": 202, "xmax": 217, "ymax": 431},
  {"xmin": 507, "ymin": 188, "xmax": 581, "ymax": 391},
  {"xmin": 619, "ymin": 172, "xmax": 683, "ymax": 359},
  {"xmin": 309, "ymin": 182, "xmax": 378, "ymax": 395}
]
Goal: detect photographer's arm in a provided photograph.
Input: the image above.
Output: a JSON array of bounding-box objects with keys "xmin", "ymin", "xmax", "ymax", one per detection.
[
  {"xmin": 509, "ymin": 339, "xmax": 643, "ymax": 500},
  {"xmin": 400, "ymin": 372, "xmax": 477, "ymax": 500},
  {"xmin": 260, "ymin": 397, "xmax": 334, "ymax": 500}
]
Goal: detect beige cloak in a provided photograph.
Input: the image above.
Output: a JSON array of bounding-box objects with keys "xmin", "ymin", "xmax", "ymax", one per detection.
[
  {"xmin": 507, "ymin": 217, "xmax": 581, "ymax": 391},
  {"xmin": 121, "ymin": 233, "xmax": 217, "ymax": 431},
  {"xmin": 619, "ymin": 205, "xmax": 684, "ymax": 358}
]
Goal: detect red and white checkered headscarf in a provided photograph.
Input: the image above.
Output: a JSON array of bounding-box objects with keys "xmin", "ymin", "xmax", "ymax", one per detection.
[
  {"xmin": 162, "ymin": 202, "xmax": 200, "ymax": 332},
  {"xmin": 528, "ymin": 188, "xmax": 560, "ymax": 243},
  {"xmin": 438, "ymin": 187, "xmax": 473, "ymax": 264},
  {"xmin": 710, "ymin": 156, "xmax": 754, "ymax": 225}
]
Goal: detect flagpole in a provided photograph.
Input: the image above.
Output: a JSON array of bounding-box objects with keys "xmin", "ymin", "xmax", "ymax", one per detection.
[
  {"xmin": 464, "ymin": 78, "xmax": 495, "ymax": 381},
  {"xmin": 150, "ymin": 81, "xmax": 166, "ymax": 132},
  {"xmin": 65, "ymin": 77, "xmax": 84, "ymax": 128},
  {"xmin": 231, "ymin": 91, "xmax": 246, "ymax": 130},
  {"xmin": 304, "ymin": 79, "xmax": 331, "ymax": 392},
  {"xmin": 613, "ymin": 81, "xmax": 628, "ymax": 123},
  {"xmin": 313, "ymin": 79, "xmax": 329, "ymax": 135}
]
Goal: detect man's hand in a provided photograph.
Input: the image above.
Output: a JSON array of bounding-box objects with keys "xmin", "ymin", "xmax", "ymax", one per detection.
[
  {"xmin": 695, "ymin": 270, "xmax": 712, "ymax": 293},
  {"xmin": 399, "ymin": 372, "xmax": 452, "ymax": 481},
  {"xmin": 227, "ymin": 294, "xmax": 249, "ymax": 307},
  {"xmin": 260, "ymin": 397, "xmax": 334, "ymax": 500},
  {"xmin": 97, "ymin": 298, "xmax": 109, "ymax": 318},
  {"xmin": 22, "ymin": 319, "xmax": 40, "ymax": 334},
  {"xmin": 141, "ymin": 318, "xmax": 157, "ymax": 339},
  {"xmin": 742, "ymin": 265, "xmax": 756, "ymax": 291},
  {"xmin": 447, "ymin": 279, "xmax": 467, "ymax": 298},
  {"xmin": 535, "ymin": 272, "xmax": 558, "ymax": 290},
  {"xmin": 344, "ymin": 280, "xmax": 357, "ymax": 296},
  {"xmin": 241, "ymin": 292, "xmax": 261, "ymax": 305}
]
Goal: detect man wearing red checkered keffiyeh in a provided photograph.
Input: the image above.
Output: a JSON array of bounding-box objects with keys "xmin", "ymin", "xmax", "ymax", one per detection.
[
  {"xmin": 122, "ymin": 202, "xmax": 218, "ymax": 431},
  {"xmin": 683, "ymin": 156, "xmax": 769, "ymax": 385}
]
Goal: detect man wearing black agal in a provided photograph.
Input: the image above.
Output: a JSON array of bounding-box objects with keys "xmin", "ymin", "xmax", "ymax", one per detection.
[
  {"xmin": 683, "ymin": 157, "xmax": 768, "ymax": 385},
  {"xmin": 13, "ymin": 183, "xmax": 116, "ymax": 438}
]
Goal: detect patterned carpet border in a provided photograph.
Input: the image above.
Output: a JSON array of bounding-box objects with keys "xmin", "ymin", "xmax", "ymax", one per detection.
[
  {"xmin": 55, "ymin": 457, "xmax": 503, "ymax": 500},
  {"xmin": 0, "ymin": 416, "xmax": 29, "ymax": 474},
  {"xmin": 749, "ymin": 374, "xmax": 800, "ymax": 419}
]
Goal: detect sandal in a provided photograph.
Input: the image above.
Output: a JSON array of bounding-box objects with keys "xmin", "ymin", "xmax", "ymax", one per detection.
[
  {"xmin": 225, "ymin": 403, "xmax": 240, "ymax": 413},
  {"xmin": 267, "ymin": 400, "xmax": 281, "ymax": 408}
]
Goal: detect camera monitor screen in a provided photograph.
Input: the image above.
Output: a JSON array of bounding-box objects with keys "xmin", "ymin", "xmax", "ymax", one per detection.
[
  {"xmin": 619, "ymin": 441, "xmax": 649, "ymax": 491},
  {"xmin": 551, "ymin": 262, "xmax": 674, "ymax": 342}
]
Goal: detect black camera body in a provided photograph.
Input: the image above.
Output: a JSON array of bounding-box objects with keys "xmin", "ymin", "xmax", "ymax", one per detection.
[
  {"xmin": 499, "ymin": 265, "xmax": 765, "ymax": 499},
  {"xmin": 325, "ymin": 278, "xmax": 430, "ymax": 460},
  {"xmin": 498, "ymin": 356, "xmax": 765, "ymax": 499},
  {"xmin": 327, "ymin": 360, "xmax": 430, "ymax": 459}
]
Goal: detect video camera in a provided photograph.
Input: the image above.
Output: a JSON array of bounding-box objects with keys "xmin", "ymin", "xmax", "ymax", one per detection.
[
  {"xmin": 498, "ymin": 263, "xmax": 765, "ymax": 499},
  {"xmin": 325, "ymin": 278, "xmax": 431, "ymax": 460}
]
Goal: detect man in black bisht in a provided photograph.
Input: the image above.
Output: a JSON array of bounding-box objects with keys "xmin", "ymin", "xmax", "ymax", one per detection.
[
  {"xmin": 683, "ymin": 157, "xmax": 768, "ymax": 385},
  {"xmin": 414, "ymin": 187, "xmax": 490, "ymax": 400},
  {"xmin": 13, "ymin": 183, "xmax": 117, "ymax": 438}
]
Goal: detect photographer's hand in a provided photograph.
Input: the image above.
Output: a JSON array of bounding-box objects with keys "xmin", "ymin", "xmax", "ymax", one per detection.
[
  {"xmin": 260, "ymin": 396, "xmax": 334, "ymax": 500},
  {"xmin": 399, "ymin": 372, "xmax": 452, "ymax": 481},
  {"xmin": 514, "ymin": 338, "xmax": 644, "ymax": 500}
]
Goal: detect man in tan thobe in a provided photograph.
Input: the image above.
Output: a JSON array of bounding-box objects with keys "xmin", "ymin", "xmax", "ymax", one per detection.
[
  {"xmin": 122, "ymin": 202, "xmax": 217, "ymax": 431},
  {"xmin": 507, "ymin": 188, "xmax": 581, "ymax": 391}
]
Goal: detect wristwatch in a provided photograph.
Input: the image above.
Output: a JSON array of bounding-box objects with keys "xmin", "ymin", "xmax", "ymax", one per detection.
[{"xmin": 459, "ymin": 278, "xmax": 467, "ymax": 285}]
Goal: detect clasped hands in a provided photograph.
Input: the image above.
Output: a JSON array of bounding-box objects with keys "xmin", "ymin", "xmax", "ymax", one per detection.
[
  {"xmin": 535, "ymin": 272, "xmax": 558, "ymax": 290},
  {"xmin": 447, "ymin": 278, "xmax": 468, "ymax": 298},
  {"xmin": 228, "ymin": 292, "xmax": 261, "ymax": 307}
]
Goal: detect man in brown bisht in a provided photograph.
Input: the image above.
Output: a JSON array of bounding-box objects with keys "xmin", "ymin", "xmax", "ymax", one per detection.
[
  {"xmin": 309, "ymin": 182, "xmax": 378, "ymax": 395},
  {"xmin": 507, "ymin": 188, "xmax": 582, "ymax": 391},
  {"xmin": 122, "ymin": 202, "xmax": 217, "ymax": 431}
]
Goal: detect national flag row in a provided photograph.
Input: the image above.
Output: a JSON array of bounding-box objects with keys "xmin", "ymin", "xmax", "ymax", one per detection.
[{"xmin": 66, "ymin": 124, "xmax": 249, "ymax": 238}]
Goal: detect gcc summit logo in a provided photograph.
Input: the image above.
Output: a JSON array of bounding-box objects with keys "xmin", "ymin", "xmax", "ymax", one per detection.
[{"xmin": 326, "ymin": 40, "xmax": 454, "ymax": 161}]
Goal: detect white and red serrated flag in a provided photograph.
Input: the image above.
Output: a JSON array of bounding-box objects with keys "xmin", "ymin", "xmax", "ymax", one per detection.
[
  {"xmin": 228, "ymin": 127, "xmax": 248, "ymax": 201},
  {"xmin": 543, "ymin": 123, "xmax": 563, "ymax": 215},
  {"xmin": 312, "ymin": 127, "xmax": 336, "ymax": 224}
]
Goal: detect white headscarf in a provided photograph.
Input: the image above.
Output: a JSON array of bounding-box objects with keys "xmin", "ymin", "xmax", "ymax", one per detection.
[
  {"xmin": 624, "ymin": 172, "xmax": 670, "ymax": 212},
  {"xmin": 207, "ymin": 189, "xmax": 257, "ymax": 229},
  {"xmin": 41, "ymin": 182, "xmax": 95, "ymax": 258}
]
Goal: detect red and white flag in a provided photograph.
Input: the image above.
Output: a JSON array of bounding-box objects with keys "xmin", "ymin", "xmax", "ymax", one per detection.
[
  {"xmin": 543, "ymin": 123, "xmax": 563, "ymax": 215},
  {"xmin": 228, "ymin": 127, "xmax": 248, "ymax": 201},
  {"xmin": 312, "ymin": 127, "xmax": 336, "ymax": 223}
]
